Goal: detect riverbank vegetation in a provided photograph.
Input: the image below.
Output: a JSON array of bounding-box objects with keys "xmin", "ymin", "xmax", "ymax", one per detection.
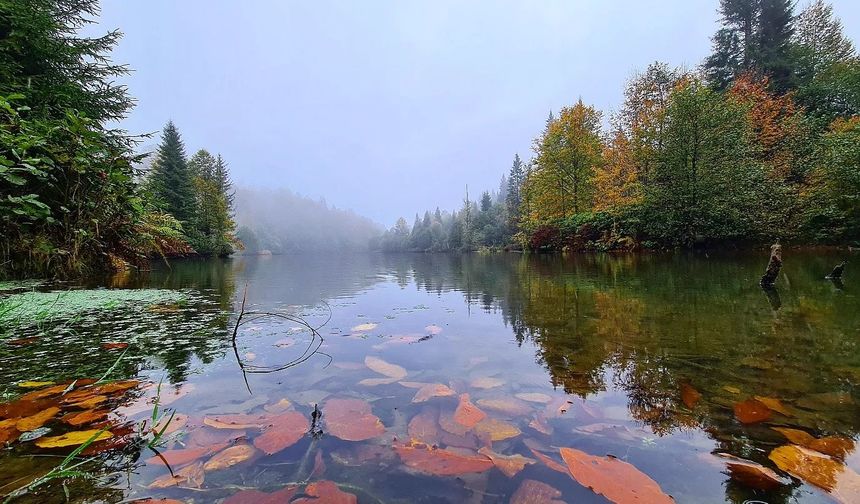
[
  {"xmin": 0, "ymin": 0, "xmax": 236, "ymax": 279},
  {"xmin": 377, "ymin": 0, "xmax": 860, "ymax": 252}
]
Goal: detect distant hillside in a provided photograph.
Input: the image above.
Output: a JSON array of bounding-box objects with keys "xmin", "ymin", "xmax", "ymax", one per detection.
[{"xmin": 234, "ymin": 187, "xmax": 382, "ymax": 253}]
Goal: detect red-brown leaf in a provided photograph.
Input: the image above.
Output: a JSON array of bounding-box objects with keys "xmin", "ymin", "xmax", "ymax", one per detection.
[
  {"xmin": 394, "ymin": 440, "xmax": 493, "ymax": 476},
  {"xmin": 223, "ymin": 485, "xmax": 300, "ymax": 504},
  {"xmin": 559, "ymin": 447, "xmax": 674, "ymax": 503},
  {"xmin": 324, "ymin": 398, "xmax": 385, "ymax": 441},
  {"xmin": 293, "ymin": 480, "xmax": 357, "ymax": 504},
  {"xmin": 510, "ymin": 479, "xmax": 565, "ymax": 504},
  {"xmin": 454, "ymin": 393, "xmax": 486, "ymax": 428},
  {"xmin": 680, "ymin": 382, "xmax": 701, "ymax": 409},
  {"xmin": 253, "ymin": 411, "xmax": 309, "ymax": 455},
  {"xmin": 734, "ymin": 399, "xmax": 772, "ymax": 424}
]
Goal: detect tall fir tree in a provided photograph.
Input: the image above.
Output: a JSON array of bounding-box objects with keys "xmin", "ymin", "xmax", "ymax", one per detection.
[
  {"xmin": 214, "ymin": 154, "xmax": 235, "ymax": 211},
  {"xmin": 149, "ymin": 121, "xmax": 195, "ymax": 225},
  {"xmin": 506, "ymin": 153, "xmax": 525, "ymax": 223},
  {"xmin": 757, "ymin": 0, "xmax": 796, "ymax": 91}
]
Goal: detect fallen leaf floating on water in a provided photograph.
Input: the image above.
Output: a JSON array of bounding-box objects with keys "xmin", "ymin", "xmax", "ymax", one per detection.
[
  {"xmin": 62, "ymin": 409, "xmax": 109, "ymax": 427},
  {"xmin": 473, "ymin": 418, "xmax": 521, "ymax": 442},
  {"xmin": 769, "ymin": 444, "xmax": 860, "ymax": 500},
  {"xmin": 0, "ymin": 419, "xmax": 19, "ymax": 443},
  {"xmin": 412, "ymin": 383, "xmax": 456, "ymax": 403},
  {"xmin": 733, "ymin": 398, "xmax": 772, "ymax": 424},
  {"xmin": 357, "ymin": 377, "xmax": 400, "ymax": 386},
  {"xmin": 253, "ymin": 411, "xmax": 309, "ymax": 455},
  {"xmin": 19, "ymin": 384, "xmax": 70, "ymax": 401},
  {"xmin": 364, "ymin": 356, "xmax": 407, "ymax": 379},
  {"xmin": 148, "ymin": 461, "xmax": 205, "ymax": 489},
  {"xmin": 202, "ymin": 444, "xmax": 258, "ymax": 471},
  {"xmin": 715, "ymin": 453, "xmax": 791, "ymax": 490},
  {"xmin": 263, "ymin": 398, "xmax": 293, "ymax": 414},
  {"xmin": 222, "ymin": 485, "xmax": 300, "ymax": 504},
  {"xmin": 324, "ymin": 398, "xmax": 385, "ymax": 441},
  {"xmin": 187, "ymin": 428, "xmax": 247, "ymax": 448},
  {"xmin": 680, "ymin": 382, "xmax": 702, "ymax": 409},
  {"xmin": 559, "ymin": 447, "xmax": 674, "ymax": 504},
  {"xmin": 351, "ymin": 323, "xmax": 378, "ymax": 332},
  {"xmin": 454, "ymin": 393, "xmax": 486, "ymax": 428},
  {"xmin": 515, "ymin": 392, "xmax": 553, "ymax": 404},
  {"xmin": 771, "ymin": 427, "xmax": 855, "ymax": 459},
  {"xmin": 15, "ymin": 406, "xmax": 59, "ymax": 432},
  {"xmin": 67, "ymin": 395, "xmax": 108, "ymax": 410},
  {"xmin": 17, "ymin": 381, "xmax": 54, "ymax": 389},
  {"xmin": 35, "ymin": 429, "xmax": 112, "ymax": 448},
  {"xmin": 477, "ymin": 447, "xmax": 535, "ymax": 478},
  {"xmin": 510, "ymin": 479, "xmax": 565, "ymax": 504},
  {"xmin": 394, "ymin": 440, "xmax": 494, "ymax": 476},
  {"xmin": 476, "ymin": 398, "xmax": 532, "ymax": 417},
  {"xmin": 470, "ymin": 376, "xmax": 506, "ymax": 389},
  {"xmin": 292, "ymin": 480, "xmax": 358, "ymax": 504},
  {"xmin": 753, "ymin": 395, "xmax": 792, "ymax": 416}
]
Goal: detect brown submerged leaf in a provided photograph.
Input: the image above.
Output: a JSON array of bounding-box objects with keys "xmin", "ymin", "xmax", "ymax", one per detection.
[
  {"xmin": 202, "ymin": 444, "xmax": 258, "ymax": 471},
  {"xmin": 523, "ymin": 438, "xmax": 568, "ymax": 475},
  {"xmin": 768, "ymin": 444, "xmax": 860, "ymax": 498},
  {"xmin": 715, "ymin": 453, "xmax": 790, "ymax": 490},
  {"xmin": 146, "ymin": 445, "xmax": 224, "ymax": 467},
  {"xmin": 203, "ymin": 413, "xmax": 270, "ymax": 430},
  {"xmin": 223, "ymin": 485, "xmax": 300, "ymax": 504},
  {"xmin": 357, "ymin": 377, "xmax": 399, "ymax": 386},
  {"xmin": 148, "ymin": 461, "xmax": 205, "ymax": 489},
  {"xmin": 253, "ymin": 411, "xmax": 309, "ymax": 455},
  {"xmin": 559, "ymin": 447, "xmax": 674, "ymax": 503},
  {"xmin": 470, "ymin": 376, "xmax": 506, "ymax": 389},
  {"xmin": 528, "ymin": 413, "xmax": 553, "ymax": 436},
  {"xmin": 408, "ymin": 408, "xmax": 440, "ymax": 445},
  {"xmin": 293, "ymin": 480, "xmax": 358, "ymax": 503},
  {"xmin": 101, "ymin": 342, "xmax": 129, "ymax": 350},
  {"xmin": 394, "ymin": 440, "xmax": 494, "ymax": 475},
  {"xmin": 734, "ymin": 399, "xmax": 771, "ymax": 424},
  {"xmin": 62, "ymin": 409, "xmax": 110, "ymax": 427},
  {"xmin": 324, "ymin": 398, "xmax": 385, "ymax": 441},
  {"xmin": 412, "ymin": 383, "xmax": 456, "ymax": 403},
  {"xmin": 364, "ymin": 356, "xmax": 407, "ymax": 379},
  {"xmin": 515, "ymin": 392, "xmax": 553, "ymax": 404},
  {"xmin": 476, "ymin": 397, "xmax": 532, "ymax": 417},
  {"xmin": 477, "ymin": 447, "xmax": 535, "ymax": 477},
  {"xmin": 454, "ymin": 393, "xmax": 486, "ymax": 428},
  {"xmin": 510, "ymin": 479, "xmax": 565, "ymax": 504},
  {"xmin": 473, "ymin": 418, "xmax": 521, "ymax": 441},
  {"xmin": 680, "ymin": 382, "xmax": 702, "ymax": 409}
]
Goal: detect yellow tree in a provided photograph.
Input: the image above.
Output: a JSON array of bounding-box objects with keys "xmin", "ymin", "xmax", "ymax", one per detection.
[
  {"xmin": 594, "ymin": 129, "xmax": 641, "ymax": 213},
  {"xmin": 527, "ymin": 100, "xmax": 603, "ymax": 225}
]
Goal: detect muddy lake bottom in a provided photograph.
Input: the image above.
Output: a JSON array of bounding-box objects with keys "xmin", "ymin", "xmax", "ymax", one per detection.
[{"xmin": 1, "ymin": 251, "xmax": 859, "ymax": 503}]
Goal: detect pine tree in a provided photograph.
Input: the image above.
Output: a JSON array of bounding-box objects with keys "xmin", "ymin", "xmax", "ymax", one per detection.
[
  {"xmin": 214, "ymin": 154, "xmax": 235, "ymax": 211},
  {"xmin": 149, "ymin": 121, "xmax": 195, "ymax": 225},
  {"xmin": 506, "ymin": 154, "xmax": 525, "ymax": 227},
  {"xmin": 188, "ymin": 149, "xmax": 216, "ymax": 180},
  {"xmin": 757, "ymin": 0, "xmax": 796, "ymax": 91}
]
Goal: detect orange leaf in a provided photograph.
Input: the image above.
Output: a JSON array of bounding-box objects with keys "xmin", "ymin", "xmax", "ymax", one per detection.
[
  {"xmin": 203, "ymin": 413, "xmax": 270, "ymax": 430},
  {"xmin": 454, "ymin": 393, "xmax": 486, "ymax": 428},
  {"xmin": 510, "ymin": 479, "xmax": 565, "ymax": 504},
  {"xmin": 753, "ymin": 396, "xmax": 792, "ymax": 416},
  {"xmin": 62, "ymin": 409, "xmax": 109, "ymax": 427},
  {"xmin": 412, "ymin": 383, "xmax": 456, "ymax": 403},
  {"xmin": 67, "ymin": 395, "xmax": 108, "ymax": 410},
  {"xmin": 528, "ymin": 413, "xmax": 553, "ymax": 436},
  {"xmin": 477, "ymin": 447, "xmax": 535, "ymax": 477},
  {"xmin": 18, "ymin": 384, "xmax": 68, "ymax": 401},
  {"xmin": 148, "ymin": 461, "xmax": 205, "ymax": 489},
  {"xmin": 16, "ymin": 406, "xmax": 59, "ymax": 432},
  {"xmin": 35, "ymin": 429, "xmax": 112, "ymax": 448},
  {"xmin": 203, "ymin": 444, "xmax": 258, "ymax": 471},
  {"xmin": 769, "ymin": 444, "xmax": 857, "ymax": 493},
  {"xmin": 394, "ymin": 440, "xmax": 493, "ymax": 475},
  {"xmin": 146, "ymin": 445, "xmax": 219, "ymax": 468},
  {"xmin": 223, "ymin": 485, "xmax": 300, "ymax": 504},
  {"xmin": 733, "ymin": 399, "xmax": 771, "ymax": 424},
  {"xmin": 523, "ymin": 439, "xmax": 568, "ymax": 475},
  {"xmin": 253, "ymin": 411, "xmax": 309, "ymax": 455},
  {"xmin": 772, "ymin": 427, "xmax": 855, "ymax": 460},
  {"xmin": 559, "ymin": 447, "xmax": 674, "ymax": 503},
  {"xmin": 324, "ymin": 398, "xmax": 385, "ymax": 441}
]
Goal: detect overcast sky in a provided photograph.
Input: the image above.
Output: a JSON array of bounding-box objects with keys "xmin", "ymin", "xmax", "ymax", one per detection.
[{"xmin": 93, "ymin": 1, "xmax": 860, "ymax": 225}]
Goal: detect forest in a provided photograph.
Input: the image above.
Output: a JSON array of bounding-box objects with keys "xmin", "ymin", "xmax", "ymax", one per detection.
[{"xmin": 377, "ymin": 0, "xmax": 860, "ymax": 252}]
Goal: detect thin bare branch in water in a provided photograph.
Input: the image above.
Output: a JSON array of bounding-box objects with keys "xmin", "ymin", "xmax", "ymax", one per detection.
[{"xmin": 230, "ymin": 284, "xmax": 332, "ymax": 394}]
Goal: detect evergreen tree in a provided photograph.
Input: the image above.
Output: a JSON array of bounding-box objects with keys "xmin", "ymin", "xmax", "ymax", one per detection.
[
  {"xmin": 757, "ymin": 0, "xmax": 796, "ymax": 91},
  {"xmin": 506, "ymin": 153, "xmax": 525, "ymax": 228},
  {"xmin": 149, "ymin": 121, "xmax": 195, "ymax": 225},
  {"xmin": 480, "ymin": 191, "xmax": 493, "ymax": 212},
  {"xmin": 793, "ymin": 0, "xmax": 855, "ymax": 79},
  {"xmin": 705, "ymin": 0, "xmax": 759, "ymax": 88},
  {"xmin": 214, "ymin": 154, "xmax": 235, "ymax": 211},
  {"xmin": 188, "ymin": 149, "xmax": 216, "ymax": 180}
]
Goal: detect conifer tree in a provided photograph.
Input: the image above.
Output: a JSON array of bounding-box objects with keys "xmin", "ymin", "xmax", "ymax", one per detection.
[
  {"xmin": 149, "ymin": 121, "xmax": 195, "ymax": 225},
  {"xmin": 214, "ymin": 154, "xmax": 235, "ymax": 211}
]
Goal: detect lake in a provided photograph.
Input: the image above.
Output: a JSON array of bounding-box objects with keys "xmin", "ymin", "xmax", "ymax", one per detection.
[{"xmin": 1, "ymin": 251, "xmax": 859, "ymax": 503}]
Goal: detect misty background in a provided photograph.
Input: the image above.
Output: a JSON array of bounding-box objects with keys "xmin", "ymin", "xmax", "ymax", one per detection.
[{"xmin": 93, "ymin": 1, "xmax": 860, "ymax": 233}]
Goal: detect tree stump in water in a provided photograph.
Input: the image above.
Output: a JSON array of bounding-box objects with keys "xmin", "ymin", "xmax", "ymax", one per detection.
[
  {"xmin": 827, "ymin": 261, "xmax": 846, "ymax": 279},
  {"xmin": 760, "ymin": 243, "xmax": 782, "ymax": 287}
]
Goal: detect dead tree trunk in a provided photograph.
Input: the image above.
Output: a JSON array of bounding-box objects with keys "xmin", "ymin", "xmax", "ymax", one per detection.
[{"xmin": 760, "ymin": 243, "xmax": 782, "ymax": 288}]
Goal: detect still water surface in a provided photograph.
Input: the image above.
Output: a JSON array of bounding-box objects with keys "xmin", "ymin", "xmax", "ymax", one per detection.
[{"xmin": 1, "ymin": 251, "xmax": 859, "ymax": 503}]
